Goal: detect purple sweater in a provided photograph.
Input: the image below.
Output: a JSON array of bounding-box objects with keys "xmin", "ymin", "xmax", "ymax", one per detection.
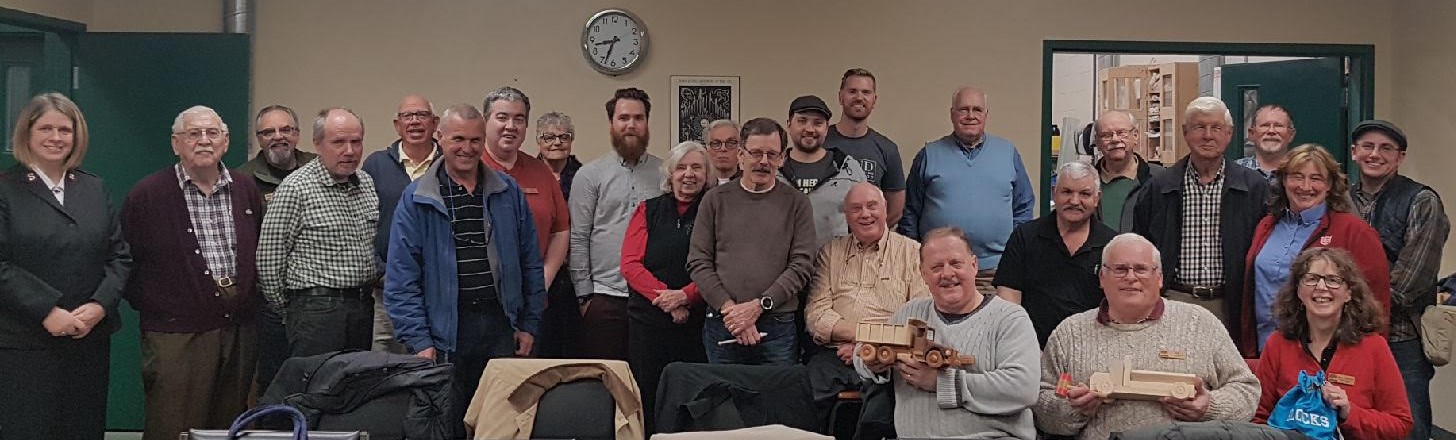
[{"xmin": 122, "ymin": 167, "xmax": 264, "ymax": 333}]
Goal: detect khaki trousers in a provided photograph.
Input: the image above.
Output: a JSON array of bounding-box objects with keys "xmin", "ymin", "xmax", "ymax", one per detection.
[
  {"xmin": 1165, "ymin": 288, "xmax": 1228, "ymax": 321},
  {"xmin": 141, "ymin": 324, "xmax": 257, "ymax": 440}
]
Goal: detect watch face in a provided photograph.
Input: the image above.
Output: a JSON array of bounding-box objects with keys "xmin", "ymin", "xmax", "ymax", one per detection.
[{"xmin": 582, "ymin": 9, "xmax": 647, "ymax": 75}]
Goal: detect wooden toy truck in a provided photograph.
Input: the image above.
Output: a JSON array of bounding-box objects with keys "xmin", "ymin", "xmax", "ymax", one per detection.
[
  {"xmin": 1088, "ymin": 356, "xmax": 1198, "ymax": 400},
  {"xmin": 856, "ymin": 318, "xmax": 975, "ymax": 369}
]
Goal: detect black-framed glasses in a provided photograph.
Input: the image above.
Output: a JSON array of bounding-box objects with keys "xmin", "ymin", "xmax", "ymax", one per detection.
[
  {"xmin": 1299, "ymin": 273, "xmax": 1347, "ymax": 289},
  {"xmin": 708, "ymin": 140, "xmax": 740, "ymax": 151},
  {"xmin": 538, "ymin": 133, "xmax": 574, "ymax": 143},
  {"xmin": 1099, "ymin": 263, "xmax": 1158, "ymax": 278},
  {"xmin": 396, "ymin": 111, "xmax": 436, "ymax": 121},
  {"xmin": 256, "ymin": 126, "xmax": 298, "ymax": 138}
]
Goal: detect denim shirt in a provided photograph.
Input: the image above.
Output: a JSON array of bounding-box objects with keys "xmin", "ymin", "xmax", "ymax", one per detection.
[{"xmin": 1254, "ymin": 202, "xmax": 1327, "ymax": 349}]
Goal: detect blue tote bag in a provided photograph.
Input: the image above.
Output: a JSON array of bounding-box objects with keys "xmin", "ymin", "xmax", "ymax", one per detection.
[{"xmin": 1268, "ymin": 370, "xmax": 1340, "ymax": 440}]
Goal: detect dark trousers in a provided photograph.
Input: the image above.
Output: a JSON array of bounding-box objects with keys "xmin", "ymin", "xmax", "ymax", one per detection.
[
  {"xmin": 535, "ymin": 271, "xmax": 580, "ymax": 358},
  {"xmin": 285, "ymin": 293, "xmax": 373, "ymax": 358},
  {"xmin": 626, "ymin": 294, "xmax": 707, "ymax": 434},
  {"xmin": 702, "ymin": 311, "xmax": 798, "ymax": 366},
  {"xmin": 443, "ymin": 298, "xmax": 517, "ymax": 436},
  {"xmin": 141, "ymin": 324, "xmax": 256, "ymax": 440},
  {"xmin": 805, "ymin": 346, "xmax": 896, "ymax": 440},
  {"xmin": 576, "ymin": 294, "xmax": 629, "ymax": 360},
  {"xmin": 254, "ymin": 302, "xmax": 289, "ymax": 392},
  {"xmin": 0, "ymin": 335, "xmax": 111, "ymax": 440},
  {"xmin": 1390, "ymin": 338, "xmax": 1433, "ymax": 440}
]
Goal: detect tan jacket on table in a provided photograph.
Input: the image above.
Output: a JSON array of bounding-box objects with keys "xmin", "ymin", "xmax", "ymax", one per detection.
[{"xmin": 464, "ymin": 358, "xmax": 643, "ymax": 440}]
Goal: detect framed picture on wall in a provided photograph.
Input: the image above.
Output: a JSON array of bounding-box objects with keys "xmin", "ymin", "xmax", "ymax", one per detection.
[{"xmin": 669, "ymin": 75, "xmax": 740, "ymax": 146}]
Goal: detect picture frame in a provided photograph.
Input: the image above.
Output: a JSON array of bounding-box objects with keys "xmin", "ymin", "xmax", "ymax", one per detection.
[{"xmin": 669, "ymin": 75, "xmax": 740, "ymax": 146}]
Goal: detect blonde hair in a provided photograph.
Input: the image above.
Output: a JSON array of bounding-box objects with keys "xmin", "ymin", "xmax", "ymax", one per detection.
[{"xmin": 11, "ymin": 92, "xmax": 89, "ymax": 170}]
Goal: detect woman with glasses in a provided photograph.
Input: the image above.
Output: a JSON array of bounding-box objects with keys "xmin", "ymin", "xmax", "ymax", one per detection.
[
  {"xmin": 0, "ymin": 92, "xmax": 132, "ymax": 439},
  {"xmin": 534, "ymin": 111, "xmax": 582, "ymax": 199},
  {"xmin": 1240, "ymin": 144, "xmax": 1389, "ymax": 358},
  {"xmin": 1252, "ymin": 247, "xmax": 1411, "ymax": 440}
]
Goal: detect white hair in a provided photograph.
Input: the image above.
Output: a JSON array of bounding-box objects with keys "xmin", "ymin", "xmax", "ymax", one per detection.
[
  {"xmin": 1055, "ymin": 161, "xmax": 1101, "ymax": 193},
  {"xmin": 1102, "ymin": 233, "xmax": 1161, "ymax": 269},
  {"xmin": 702, "ymin": 119, "xmax": 739, "ymax": 141},
  {"xmin": 661, "ymin": 141, "xmax": 715, "ymax": 193},
  {"xmin": 172, "ymin": 105, "xmax": 229, "ymax": 133},
  {"xmin": 1094, "ymin": 110, "xmax": 1138, "ymax": 133},
  {"xmin": 1183, "ymin": 96, "xmax": 1233, "ymax": 127}
]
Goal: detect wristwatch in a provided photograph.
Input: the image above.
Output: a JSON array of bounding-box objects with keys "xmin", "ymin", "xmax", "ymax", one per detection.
[{"xmin": 759, "ymin": 296, "xmax": 774, "ymax": 310}]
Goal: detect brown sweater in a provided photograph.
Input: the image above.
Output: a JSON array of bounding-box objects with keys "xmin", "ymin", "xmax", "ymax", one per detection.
[{"xmin": 688, "ymin": 181, "xmax": 817, "ymax": 312}]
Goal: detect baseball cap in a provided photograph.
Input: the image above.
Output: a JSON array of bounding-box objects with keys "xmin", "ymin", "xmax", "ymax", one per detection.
[
  {"xmin": 1351, "ymin": 119, "xmax": 1408, "ymax": 151},
  {"xmin": 789, "ymin": 95, "xmax": 832, "ymax": 120}
]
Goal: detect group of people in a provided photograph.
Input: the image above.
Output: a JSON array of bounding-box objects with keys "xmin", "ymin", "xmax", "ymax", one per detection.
[{"xmin": 0, "ymin": 65, "xmax": 1444, "ymax": 440}]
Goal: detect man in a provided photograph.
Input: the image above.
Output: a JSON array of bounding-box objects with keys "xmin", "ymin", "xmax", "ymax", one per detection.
[
  {"xmin": 901, "ymin": 87, "xmax": 1035, "ymax": 295},
  {"xmin": 361, "ymin": 95, "xmax": 441, "ymax": 353},
  {"xmin": 854, "ymin": 227, "xmax": 1040, "ymax": 440},
  {"xmin": 703, "ymin": 119, "xmax": 741, "ymax": 184},
  {"xmin": 1234, "ymin": 104, "xmax": 1296, "ymax": 182},
  {"xmin": 569, "ymin": 88, "xmax": 665, "ymax": 360},
  {"xmin": 1132, "ymin": 97, "xmax": 1267, "ymax": 330},
  {"xmin": 804, "ymin": 183, "xmax": 927, "ymax": 439},
  {"xmin": 689, "ymin": 117, "xmax": 816, "ymax": 365},
  {"xmin": 122, "ymin": 106, "xmax": 264, "ymax": 440},
  {"xmin": 233, "ymin": 104, "xmax": 315, "ymax": 392},
  {"xmin": 994, "ymin": 162, "xmax": 1116, "ymax": 347},
  {"xmin": 384, "ymin": 104, "xmax": 545, "ymax": 433},
  {"xmin": 258, "ymin": 107, "xmax": 380, "ymax": 357},
  {"xmin": 236, "ymin": 104, "xmax": 317, "ymax": 199},
  {"xmin": 1348, "ymin": 119, "xmax": 1448, "ymax": 440},
  {"xmin": 1092, "ymin": 110, "xmax": 1163, "ymax": 232},
  {"xmin": 780, "ymin": 95, "xmax": 868, "ymax": 248},
  {"xmin": 1033, "ymin": 233, "xmax": 1259, "ymax": 440},
  {"xmin": 478, "ymin": 87, "xmax": 569, "ymax": 338},
  {"xmin": 827, "ymin": 68, "xmax": 907, "ymax": 226}
]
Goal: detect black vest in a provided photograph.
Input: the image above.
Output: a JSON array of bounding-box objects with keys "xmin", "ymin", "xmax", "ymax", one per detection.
[
  {"xmin": 1366, "ymin": 175, "xmax": 1435, "ymax": 266},
  {"xmin": 643, "ymin": 193, "xmax": 699, "ymax": 289}
]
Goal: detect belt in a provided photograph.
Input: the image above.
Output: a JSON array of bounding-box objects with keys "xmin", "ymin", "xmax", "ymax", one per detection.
[
  {"xmin": 1168, "ymin": 282, "xmax": 1225, "ymax": 300},
  {"xmin": 460, "ymin": 296, "xmax": 502, "ymax": 313},
  {"xmin": 215, "ymin": 277, "xmax": 239, "ymax": 301},
  {"xmin": 288, "ymin": 286, "xmax": 370, "ymax": 299}
]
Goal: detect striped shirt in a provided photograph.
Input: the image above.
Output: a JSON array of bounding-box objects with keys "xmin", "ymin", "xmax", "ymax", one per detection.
[
  {"xmin": 258, "ymin": 159, "xmax": 380, "ymax": 310},
  {"xmin": 1178, "ymin": 162, "xmax": 1226, "ymax": 286},
  {"xmin": 804, "ymin": 229, "xmax": 928, "ymax": 346},
  {"xmin": 175, "ymin": 164, "xmax": 238, "ymax": 279},
  {"xmin": 440, "ymin": 167, "xmax": 497, "ymax": 301}
]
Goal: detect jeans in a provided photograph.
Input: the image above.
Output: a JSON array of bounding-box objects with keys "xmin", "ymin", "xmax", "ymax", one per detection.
[
  {"xmin": 285, "ymin": 294, "xmax": 373, "ymax": 358},
  {"xmin": 443, "ymin": 298, "xmax": 517, "ymax": 436},
  {"xmin": 702, "ymin": 311, "xmax": 798, "ymax": 366},
  {"xmin": 254, "ymin": 302, "xmax": 289, "ymax": 392},
  {"xmin": 1389, "ymin": 338, "xmax": 1433, "ymax": 440}
]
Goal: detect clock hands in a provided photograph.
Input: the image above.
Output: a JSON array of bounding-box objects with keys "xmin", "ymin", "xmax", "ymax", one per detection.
[
  {"xmin": 599, "ymin": 36, "xmax": 620, "ymax": 63},
  {"xmin": 593, "ymin": 36, "xmax": 620, "ymax": 46}
]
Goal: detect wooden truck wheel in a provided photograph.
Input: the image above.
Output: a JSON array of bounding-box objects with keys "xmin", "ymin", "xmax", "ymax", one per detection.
[
  {"xmin": 925, "ymin": 349, "xmax": 944, "ymax": 368},
  {"xmin": 877, "ymin": 347, "xmax": 895, "ymax": 364},
  {"xmin": 858, "ymin": 343, "xmax": 877, "ymax": 361},
  {"xmin": 1170, "ymin": 382, "xmax": 1195, "ymax": 399}
]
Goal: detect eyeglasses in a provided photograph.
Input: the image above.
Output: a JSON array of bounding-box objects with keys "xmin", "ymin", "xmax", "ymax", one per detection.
[
  {"xmin": 175, "ymin": 128, "xmax": 226, "ymax": 142},
  {"xmin": 256, "ymin": 126, "xmax": 298, "ymax": 138},
  {"xmin": 396, "ymin": 111, "xmax": 436, "ymax": 122},
  {"xmin": 1189, "ymin": 123, "xmax": 1229, "ymax": 134},
  {"xmin": 1100, "ymin": 264, "xmax": 1158, "ymax": 279},
  {"xmin": 707, "ymin": 140, "xmax": 740, "ymax": 151},
  {"xmin": 741, "ymin": 148, "xmax": 783, "ymax": 161},
  {"xmin": 1299, "ymin": 273, "xmax": 1347, "ymax": 289},
  {"xmin": 1354, "ymin": 142, "xmax": 1402, "ymax": 155},
  {"xmin": 538, "ymin": 133, "xmax": 574, "ymax": 143},
  {"xmin": 1097, "ymin": 129, "xmax": 1135, "ymax": 141}
]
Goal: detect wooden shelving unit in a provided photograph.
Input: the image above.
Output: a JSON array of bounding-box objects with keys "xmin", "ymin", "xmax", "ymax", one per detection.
[{"xmin": 1097, "ymin": 62, "xmax": 1200, "ymax": 164}]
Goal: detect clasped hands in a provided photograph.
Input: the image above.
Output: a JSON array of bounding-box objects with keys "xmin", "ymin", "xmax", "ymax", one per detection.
[
  {"xmin": 43, "ymin": 302, "xmax": 105, "ymax": 339},
  {"xmin": 652, "ymin": 289, "xmax": 691, "ymax": 324},
  {"xmin": 719, "ymin": 300, "xmax": 763, "ymax": 346}
]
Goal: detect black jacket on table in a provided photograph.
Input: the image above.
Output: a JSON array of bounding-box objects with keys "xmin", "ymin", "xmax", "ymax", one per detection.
[
  {"xmin": 1130, "ymin": 157, "xmax": 1268, "ymax": 337},
  {"xmin": 0, "ymin": 165, "xmax": 132, "ymax": 349}
]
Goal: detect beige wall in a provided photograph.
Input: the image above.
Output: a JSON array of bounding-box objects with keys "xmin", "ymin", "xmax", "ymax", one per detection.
[{"xmin": 3, "ymin": 0, "xmax": 1452, "ymax": 429}]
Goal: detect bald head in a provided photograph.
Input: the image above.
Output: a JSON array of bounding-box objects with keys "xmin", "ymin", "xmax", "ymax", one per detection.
[
  {"xmin": 844, "ymin": 182, "xmax": 888, "ymax": 244},
  {"xmin": 394, "ymin": 94, "xmax": 438, "ymax": 148},
  {"xmin": 950, "ymin": 87, "xmax": 990, "ymax": 144}
]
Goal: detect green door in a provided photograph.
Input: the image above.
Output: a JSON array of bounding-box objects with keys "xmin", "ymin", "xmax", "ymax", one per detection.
[
  {"xmin": 1220, "ymin": 57, "xmax": 1348, "ymax": 166},
  {"xmin": 75, "ymin": 32, "xmax": 250, "ymax": 430}
]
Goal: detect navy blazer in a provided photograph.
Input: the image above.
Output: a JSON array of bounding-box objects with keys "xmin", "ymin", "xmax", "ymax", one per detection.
[{"xmin": 0, "ymin": 165, "xmax": 132, "ymax": 349}]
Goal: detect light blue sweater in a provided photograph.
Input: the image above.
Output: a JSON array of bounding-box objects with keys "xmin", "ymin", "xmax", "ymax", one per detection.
[{"xmin": 900, "ymin": 134, "xmax": 1035, "ymax": 269}]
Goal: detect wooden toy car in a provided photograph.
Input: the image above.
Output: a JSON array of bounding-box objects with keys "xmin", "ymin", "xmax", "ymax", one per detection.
[
  {"xmin": 856, "ymin": 318, "xmax": 975, "ymax": 369},
  {"xmin": 1088, "ymin": 356, "xmax": 1198, "ymax": 400}
]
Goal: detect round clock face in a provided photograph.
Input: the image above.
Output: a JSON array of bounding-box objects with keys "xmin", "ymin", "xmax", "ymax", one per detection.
[{"xmin": 581, "ymin": 9, "xmax": 647, "ymax": 75}]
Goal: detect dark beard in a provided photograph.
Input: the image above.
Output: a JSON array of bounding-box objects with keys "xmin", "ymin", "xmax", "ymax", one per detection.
[{"xmin": 611, "ymin": 130, "xmax": 648, "ymax": 163}]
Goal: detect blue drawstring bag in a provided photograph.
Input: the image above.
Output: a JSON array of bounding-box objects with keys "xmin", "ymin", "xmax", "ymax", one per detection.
[{"xmin": 1268, "ymin": 370, "xmax": 1340, "ymax": 440}]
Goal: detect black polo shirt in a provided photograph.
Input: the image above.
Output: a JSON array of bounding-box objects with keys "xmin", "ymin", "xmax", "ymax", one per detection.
[{"xmin": 992, "ymin": 213, "xmax": 1116, "ymax": 347}]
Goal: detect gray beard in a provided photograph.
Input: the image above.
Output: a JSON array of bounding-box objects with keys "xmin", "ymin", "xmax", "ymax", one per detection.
[{"xmin": 265, "ymin": 147, "xmax": 296, "ymax": 168}]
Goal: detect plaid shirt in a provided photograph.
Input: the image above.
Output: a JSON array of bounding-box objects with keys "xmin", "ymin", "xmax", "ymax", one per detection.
[
  {"xmin": 1352, "ymin": 182, "xmax": 1451, "ymax": 340},
  {"xmin": 175, "ymin": 164, "xmax": 238, "ymax": 279},
  {"xmin": 1178, "ymin": 161, "xmax": 1226, "ymax": 286},
  {"xmin": 257, "ymin": 159, "xmax": 380, "ymax": 311}
]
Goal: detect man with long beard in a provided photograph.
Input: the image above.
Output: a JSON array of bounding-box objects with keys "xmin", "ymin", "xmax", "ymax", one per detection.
[
  {"xmin": 238, "ymin": 105, "xmax": 316, "ymax": 200},
  {"xmin": 568, "ymin": 88, "xmax": 665, "ymax": 360}
]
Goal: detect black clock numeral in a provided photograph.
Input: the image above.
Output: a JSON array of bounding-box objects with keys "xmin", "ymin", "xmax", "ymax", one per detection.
[
  {"xmin": 632, "ymin": 39, "xmax": 640, "ymax": 46},
  {"xmin": 631, "ymin": 27, "xmax": 637, "ymax": 33},
  {"xmin": 611, "ymin": 16, "xmax": 618, "ymax": 23},
  {"xmin": 610, "ymin": 60, "xmax": 617, "ymax": 67},
  {"xmin": 592, "ymin": 47, "xmax": 598, "ymax": 55},
  {"xmin": 621, "ymin": 56, "xmax": 629, "ymax": 64},
  {"xmin": 593, "ymin": 25, "xmax": 600, "ymax": 32},
  {"xmin": 628, "ymin": 50, "xmax": 636, "ymax": 56},
  {"xmin": 589, "ymin": 35, "xmax": 595, "ymax": 43}
]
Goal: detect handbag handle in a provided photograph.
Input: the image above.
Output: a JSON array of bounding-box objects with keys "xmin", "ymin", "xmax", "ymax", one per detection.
[{"xmin": 228, "ymin": 404, "xmax": 309, "ymax": 440}]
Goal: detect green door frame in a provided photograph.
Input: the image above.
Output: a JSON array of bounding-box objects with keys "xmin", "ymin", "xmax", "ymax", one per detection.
[
  {"xmin": 1040, "ymin": 40, "xmax": 1375, "ymax": 216},
  {"xmin": 0, "ymin": 6, "xmax": 84, "ymax": 93}
]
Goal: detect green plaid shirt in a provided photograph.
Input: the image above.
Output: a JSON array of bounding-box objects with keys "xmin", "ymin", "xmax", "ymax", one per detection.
[{"xmin": 257, "ymin": 158, "xmax": 380, "ymax": 311}]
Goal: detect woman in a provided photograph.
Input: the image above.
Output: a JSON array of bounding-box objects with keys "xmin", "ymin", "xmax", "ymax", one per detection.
[
  {"xmin": 0, "ymin": 92, "xmax": 131, "ymax": 439},
  {"xmin": 535, "ymin": 111, "xmax": 583, "ymax": 199},
  {"xmin": 533, "ymin": 110, "xmax": 584, "ymax": 358},
  {"xmin": 1241, "ymin": 144, "xmax": 1389, "ymax": 357},
  {"xmin": 621, "ymin": 141, "xmax": 714, "ymax": 432},
  {"xmin": 1253, "ymin": 247, "xmax": 1411, "ymax": 440}
]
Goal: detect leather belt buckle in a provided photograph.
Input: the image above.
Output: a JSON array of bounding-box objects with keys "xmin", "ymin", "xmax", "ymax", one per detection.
[
  {"xmin": 1190, "ymin": 285, "xmax": 1222, "ymax": 300},
  {"xmin": 216, "ymin": 276, "xmax": 236, "ymax": 288}
]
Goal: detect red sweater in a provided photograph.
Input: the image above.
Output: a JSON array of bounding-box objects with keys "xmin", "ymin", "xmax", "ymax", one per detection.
[
  {"xmin": 620, "ymin": 202, "xmax": 701, "ymax": 304},
  {"xmin": 1240, "ymin": 210, "xmax": 1390, "ymax": 357},
  {"xmin": 1253, "ymin": 333, "xmax": 1411, "ymax": 440}
]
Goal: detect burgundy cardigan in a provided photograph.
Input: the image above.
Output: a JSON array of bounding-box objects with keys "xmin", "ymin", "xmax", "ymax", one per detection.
[{"xmin": 121, "ymin": 167, "xmax": 264, "ymax": 333}]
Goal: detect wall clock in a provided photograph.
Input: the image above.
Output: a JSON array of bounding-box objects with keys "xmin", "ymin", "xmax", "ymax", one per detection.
[{"xmin": 581, "ymin": 9, "xmax": 648, "ymax": 76}]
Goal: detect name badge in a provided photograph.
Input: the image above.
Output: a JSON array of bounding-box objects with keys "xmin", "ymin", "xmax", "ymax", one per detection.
[
  {"xmin": 1328, "ymin": 373, "xmax": 1356, "ymax": 386},
  {"xmin": 523, "ymin": 187, "xmax": 540, "ymax": 194},
  {"xmin": 1158, "ymin": 350, "xmax": 1187, "ymax": 360}
]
